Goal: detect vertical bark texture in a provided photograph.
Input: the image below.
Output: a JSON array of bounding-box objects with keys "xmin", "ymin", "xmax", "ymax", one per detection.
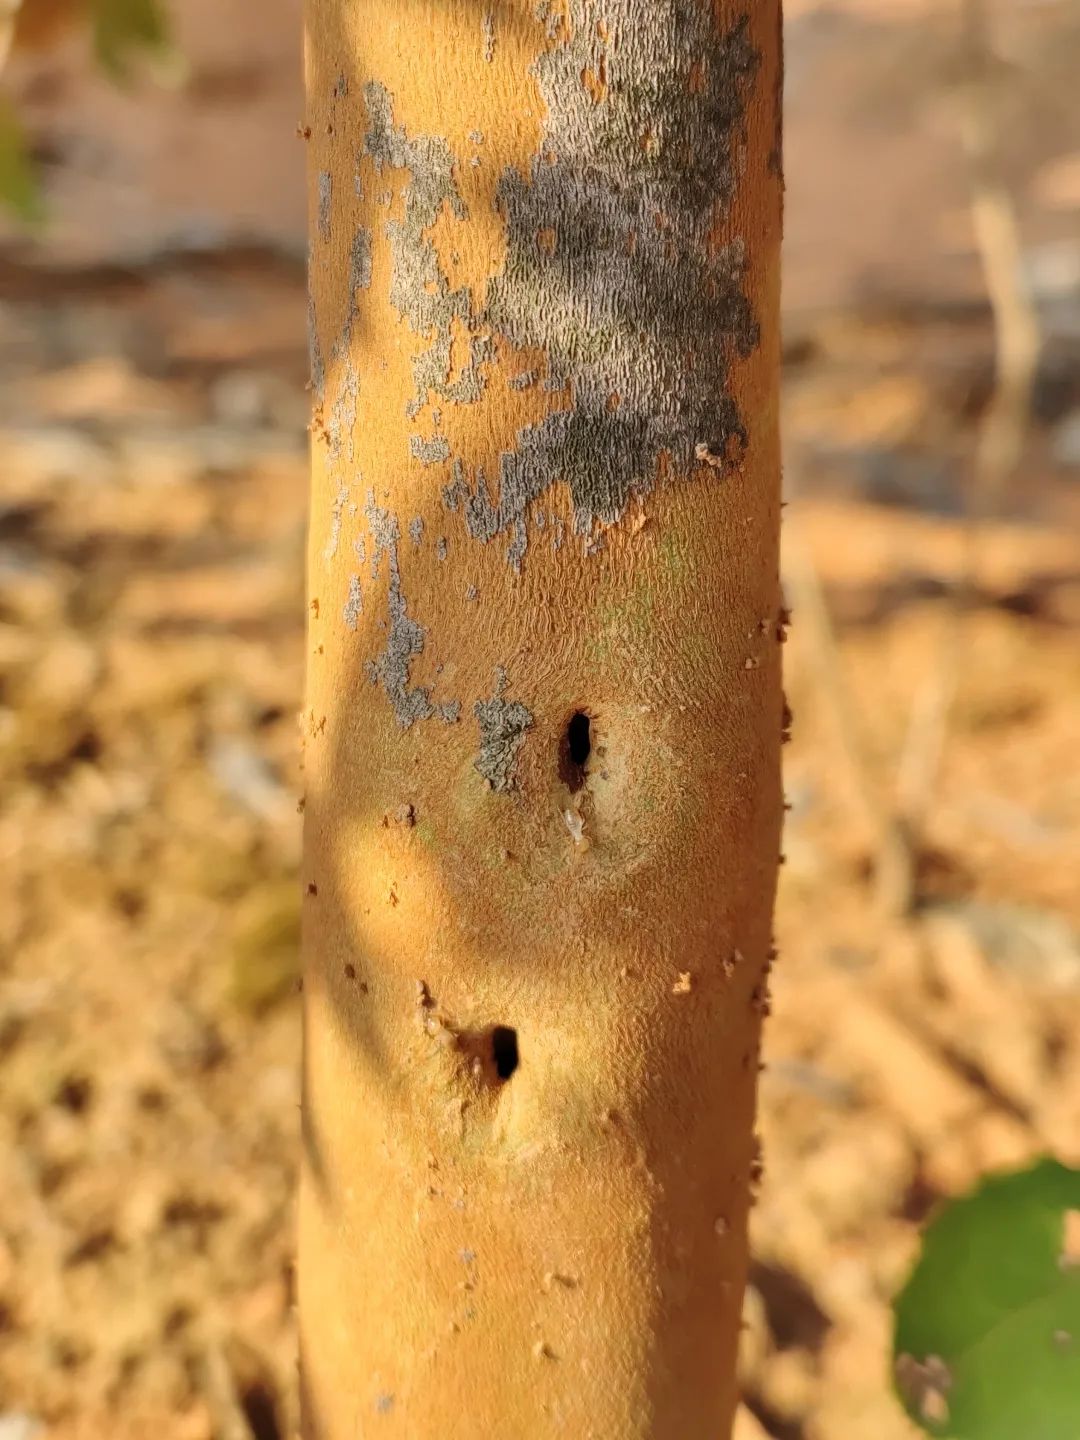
[{"xmin": 300, "ymin": 1, "xmax": 783, "ymax": 1435}]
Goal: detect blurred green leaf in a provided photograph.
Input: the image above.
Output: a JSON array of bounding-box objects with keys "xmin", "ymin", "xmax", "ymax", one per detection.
[
  {"xmin": 92, "ymin": 0, "xmax": 170, "ymax": 81},
  {"xmin": 894, "ymin": 1160, "xmax": 1080, "ymax": 1439},
  {"xmin": 0, "ymin": 97, "xmax": 44, "ymax": 225}
]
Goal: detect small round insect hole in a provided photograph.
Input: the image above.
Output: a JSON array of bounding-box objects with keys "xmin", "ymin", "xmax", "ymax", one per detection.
[
  {"xmin": 559, "ymin": 711, "xmax": 591, "ymax": 792},
  {"xmin": 491, "ymin": 1026, "xmax": 519, "ymax": 1081}
]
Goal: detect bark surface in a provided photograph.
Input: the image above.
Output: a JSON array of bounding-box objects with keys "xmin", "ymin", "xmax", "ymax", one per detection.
[{"xmin": 300, "ymin": 1, "xmax": 783, "ymax": 1435}]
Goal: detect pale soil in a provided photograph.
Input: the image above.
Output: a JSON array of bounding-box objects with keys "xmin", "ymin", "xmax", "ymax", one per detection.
[{"xmin": 1, "ymin": 0, "xmax": 1079, "ymax": 1436}]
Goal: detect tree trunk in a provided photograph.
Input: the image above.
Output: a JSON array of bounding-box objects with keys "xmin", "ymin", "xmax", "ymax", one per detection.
[{"xmin": 300, "ymin": 2, "xmax": 783, "ymax": 1436}]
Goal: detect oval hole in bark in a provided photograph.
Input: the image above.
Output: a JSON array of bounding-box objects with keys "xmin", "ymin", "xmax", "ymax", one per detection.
[
  {"xmin": 560, "ymin": 711, "xmax": 591, "ymax": 792},
  {"xmin": 491, "ymin": 1025, "xmax": 519, "ymax": 1081}
]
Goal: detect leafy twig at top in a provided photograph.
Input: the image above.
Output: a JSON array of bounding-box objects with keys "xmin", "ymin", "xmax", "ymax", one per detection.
[
  {"xmin": 0, "ymin": 0, "xmax": 173, "ymax": 221},
  {"xmin": 92, "ymin": 0, "xmax": 170, "ymax": 82},
  {"xmin": 0, "ymin": 92, "xmax": 43, "ymax": 223}
]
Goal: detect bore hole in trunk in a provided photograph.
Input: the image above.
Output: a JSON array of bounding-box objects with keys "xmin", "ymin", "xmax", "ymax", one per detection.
[
  {"xmin": 491, "ymin": 1025, "xmax": 519, "ymax": 1081},
  {"xmin": 560, "ymin": 711, "xmax": 591, "ymax": 792}
]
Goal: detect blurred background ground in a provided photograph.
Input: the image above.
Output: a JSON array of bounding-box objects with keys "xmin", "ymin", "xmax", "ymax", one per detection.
[{"xmin": 1, "ymin": 0, "xmax": 1079, "ymax": 1436}]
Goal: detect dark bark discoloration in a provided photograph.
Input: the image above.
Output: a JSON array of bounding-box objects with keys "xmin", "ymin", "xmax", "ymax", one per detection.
[
  {"xmin": 360, "ymin": 8, "xmax": 760, "ymax": 571},
  {"xmin": 469, "ymin": 5, "xmax": 761, "ymax": 567},
  {"xmin": 354, "ymin": 12, "xmax": 762, "ymax": 572}
]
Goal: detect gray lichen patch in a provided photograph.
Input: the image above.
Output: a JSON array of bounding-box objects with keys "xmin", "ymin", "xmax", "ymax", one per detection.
[
  {"xmin": 317, "ymin": 172, "xmax": 332, "ymax": 241},
  {"xmin": 474, "ymin": 676, "xmax": 533, "ymax": 792},
  {"xmin": 306, "ymin": 286, "xmax": 324, "ymax": 403},
  {"xmin": 350, "ymin": 226, "xmax": 373, "ymax": 294},
  {"xmin": 325, "ymin": 5, "xmax": 765, "ymax": 607},
  {"xmin": 481, "ymin": 10, "xmax": 495, "ymax": 63},
  {"xmin": 323, "ymin": 482, "xmax": 349, "ymax": 562},
  {"xmin": 362, "ymin": 83, "xmax": 493, "ymax": 418},
  {"xmin": 410, "ymin": 434, "xmax": 452, "ymax": 466},
  {"xmin": 457, "ymin": 3, "xmax": 763, "ymax": 569},
  {"xmin": 343, "ymin": 574, "xmax": 363, "ymax": 631},
  {"xmin": 307, "ymin": 265, "xmax": 325, "ymax": 402},
  {"xmin": 326, "ymin": 360, "xmax": 360, "ymax": 463},
  {"xmin": 363, "ymin": 491, "xmax": 458, "ymax": 729},
  {"xmin": 366, "ymin": 490, "xmax": 397, "ymax": 582},
  {"xmin": 443, "ymin": 458, "xmax": 526, "ymax": 571}
]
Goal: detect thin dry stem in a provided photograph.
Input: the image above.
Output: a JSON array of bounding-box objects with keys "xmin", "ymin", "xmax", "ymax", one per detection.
[
  {"xmin": 895, "ymin": 0, "xmax": 1040, "ymax": 839},
  {"xmin": 783, "ymin": 510, "xmax": 916, "ymax": 917}
]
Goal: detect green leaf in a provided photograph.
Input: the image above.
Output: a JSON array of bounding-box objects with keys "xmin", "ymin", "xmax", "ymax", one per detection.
[
  {"xmin": 92, "ymin": 0, "xmax": 171, "ymax": 82},
  {"xmin": 0, "ymin": 97, "xmax": 44, "ymax": 225},
  {"xmin": 894, "ymin": 1160, "xmax": 1080, "ymax": 1439}
]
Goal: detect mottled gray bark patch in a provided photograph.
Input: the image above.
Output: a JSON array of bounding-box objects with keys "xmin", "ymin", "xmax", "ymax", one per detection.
[
  {"xmin": 449, "ymin": 3, "xmax": 762, "ymax": 569},
  {"xmin": 307, "ymin": 238, "xmax": 326, "ymax": 403},
  {"xmin": 309, "ymin": 226, "xmax": 367, "ymax": 427},
  {"xmin": 366, "ymin": 492, "xmax": 396, "ymax": 582},
  {"xmin": 474, "ymin": 674, "xmax": 533, "ymax": 792},
  {"xmin": 307, "ymin": 289, "xmax": 325, "ymax": 402},
  {"xmin": 349, "ymin": 10, "xmax": 764, "ymax": 585},
  {"xmin": 323, "ymin": 482, "xmax": 349, "ymax": 561},
  {"xmin": 363, "ymin": 492, "xmax": 457, "ymax": 729},
  {"xmin": 410, "ymin": 434, "xmax": 452, "ymax": 465},
  {"xmin": 363, "ymin": 83, "xmax": 493, "ymax": 419},
  {"xmin": 408, "ymin": 516, "xmax": 425, "ymax": 546},
  {"xmin": 350, "ymin": 226, "xmax": 373, "ymax": 293},
  {"xmin": 443, "ymin": 457, "xmax": 526, "ymax": 570},
  {"xmin": 481, "ymin": 11, "xmax": 495, "ymax": 63},
  {"xmin": 343, "ymin": 574, "xmax": 363, "ymax": 631},
  {"xmin": 317, "ymin": 172, "xmax": 332, "ymax": 241},
  {"xmin": 436, "ymin": 537, "xmax": 449, "ymax": 562},
  {"xmin": 327, "ymin": 360, "xmax": 360, "ymax": 462},
  {"xmin": 539, "ymin": 3, "xmax": 562, "ymax": 41}
]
